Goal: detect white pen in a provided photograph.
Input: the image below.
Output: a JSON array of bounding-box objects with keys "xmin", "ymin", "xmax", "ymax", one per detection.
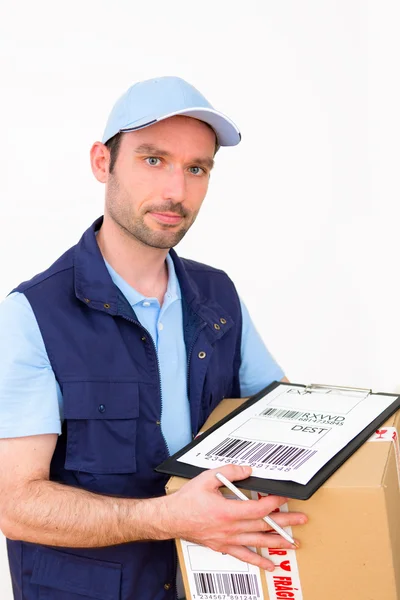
[{"xmin": 215, "ymin": 472, "xmax": 299, "ymax": 548}]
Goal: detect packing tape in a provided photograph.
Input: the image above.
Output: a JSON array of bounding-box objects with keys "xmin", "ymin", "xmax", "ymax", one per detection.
[
  {"xmin": 251, "ymin": 492, "xmax": 303, "ymax": 600},
  {"xmin": 368, "ymin": 426, "xmax": 400, "ymax": 479}
]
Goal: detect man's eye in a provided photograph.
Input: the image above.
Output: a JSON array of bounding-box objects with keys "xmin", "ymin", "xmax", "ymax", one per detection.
[
  {"xmin": 189, "ymin": 166, "xmax": 204, "ymax": 175},
  {"xmin": 146, "ymin": 157, "xmax": 161, "ymax": 166}
]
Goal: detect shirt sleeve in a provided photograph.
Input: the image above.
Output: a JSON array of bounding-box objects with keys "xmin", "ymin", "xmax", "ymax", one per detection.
[
  {"xmin": 239, "ymin": 298, "xmax": 285, "ymax": 397},
  {"xmin": 0, "ymin": 292, "xmax": 62, "ymax": 438}
]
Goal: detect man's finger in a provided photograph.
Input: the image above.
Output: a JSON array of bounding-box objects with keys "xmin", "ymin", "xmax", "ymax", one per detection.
[
  {"xmin": 224, "ymin": 532, "xmax": 299, "ymax": 550},
  {"xmin": 224, "ymin": 494, "xmax": 290, "ymax": 520},
  {"xmin": 221, "ymin": 544, "xmax": 275, "ymax": 572},
  {"xmin": 229, "ymin": 512, "xmax": 307, "ymax": 534}
]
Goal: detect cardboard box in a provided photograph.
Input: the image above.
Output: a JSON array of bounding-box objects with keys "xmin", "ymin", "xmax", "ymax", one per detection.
[{"xmin": 166, "ymin": 398, "xmax": 400, "ymax": 600}]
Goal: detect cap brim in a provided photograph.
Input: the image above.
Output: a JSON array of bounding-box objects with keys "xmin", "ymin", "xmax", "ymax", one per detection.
[{"xmin": 121, "ymin": 107, "xmax": 241, "ymax": 147}]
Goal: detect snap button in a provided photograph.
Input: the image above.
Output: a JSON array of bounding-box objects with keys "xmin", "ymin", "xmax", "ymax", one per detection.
[
  {"xmin": 103, "ymin": 303, "xmax": 110, "ymax": 309},
  {"xmin": 164, "ymin": 583, "xmax": 172, "ymax": 590},
  {"xmin": 98, "ymin": 404, "xmax": 106, "ymax": 413},
  {"xmin": 198, "ymin": 351, "xmax": 206, "ymax": 359},
  {"xmin": 141, "ymin": 336, "xmax": 147, "ymax": 342},
  {"xmin": 214, "ymin": 323, "xmax": 221, "ymax": 330},
  {"xmin": 158, "ymin": 322, "xmax": 164, "ymax": 331},
  {"xmin": 220, "ymin": 317, "xmax": 227, "ymax": 324},
  {"xmin": 156, "ymin": 420, "xmax": 161, "ymax": 425},
  {"xmin": 84, "ymin": 298, "xmax": 90, "ymax": 303}
]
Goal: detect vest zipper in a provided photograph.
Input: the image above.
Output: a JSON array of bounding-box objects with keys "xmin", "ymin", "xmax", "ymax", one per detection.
[
  {"xmin": 125, "ymin": 315, "xmax": 180, "ymax": 598},
  {"xmin": 125, "ymin": 315, "xmax": 211, "ymax": 599},
  {"xmin": 174, "ymin": 552, "xmax": 179, "ymax": 600},
  {"xmin": 151, "ymin": 335, "xmax": 170, "ymax": 455},
  {"xmin": 123, "ymin": 316, "xmax": 170, "ymax": 456}
]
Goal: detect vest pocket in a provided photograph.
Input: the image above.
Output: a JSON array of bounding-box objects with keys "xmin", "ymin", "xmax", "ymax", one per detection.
[
  {"xmin": 31, "ymin": 547, "xmax": 122, "ymax": 599},
  {"xmin": 63, "ymin": 381, "xmax": 139, "ymax": 474}
]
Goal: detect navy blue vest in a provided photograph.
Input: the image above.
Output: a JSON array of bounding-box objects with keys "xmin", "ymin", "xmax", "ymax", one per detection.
[{"xmin": 7, "ymin": 217, "xmax": 242, "ymax": 599}]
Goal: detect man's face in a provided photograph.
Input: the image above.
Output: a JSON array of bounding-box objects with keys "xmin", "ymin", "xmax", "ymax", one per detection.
[{"xmin": 105, "ymin": 115, "xmax": 216, "ymax": 249}]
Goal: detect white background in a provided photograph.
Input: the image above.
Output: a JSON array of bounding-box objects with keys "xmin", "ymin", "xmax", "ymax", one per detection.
[{"xmin": 0, "ymin": 0, "xmax": 399, "ymax": 596}]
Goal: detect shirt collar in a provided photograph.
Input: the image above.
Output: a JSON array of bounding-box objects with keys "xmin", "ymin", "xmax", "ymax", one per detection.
[{"xmin": 103, "ymin": 252, "xmax": 182, "ymax": 308}]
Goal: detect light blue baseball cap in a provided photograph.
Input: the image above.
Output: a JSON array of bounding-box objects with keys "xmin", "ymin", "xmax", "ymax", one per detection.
[{"xmin": 102, "ymin": 76, "xmax": 241, "ymax": 147}]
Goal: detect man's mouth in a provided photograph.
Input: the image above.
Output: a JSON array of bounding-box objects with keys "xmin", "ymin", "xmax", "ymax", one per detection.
[{"xmin": 149, "ymin": 212, "xmax": 184, "ymax": 225}]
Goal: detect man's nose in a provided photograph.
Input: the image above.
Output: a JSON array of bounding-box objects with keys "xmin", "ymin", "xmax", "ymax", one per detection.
[{"xmin": 161, "ymin": 167, "xmax": 186, "ymax": 204}]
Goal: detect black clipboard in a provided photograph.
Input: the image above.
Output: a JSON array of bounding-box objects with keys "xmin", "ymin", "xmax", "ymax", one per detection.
[{"xmin": 155, "ymin": 381, "xmax": 400, "ymax": 500}]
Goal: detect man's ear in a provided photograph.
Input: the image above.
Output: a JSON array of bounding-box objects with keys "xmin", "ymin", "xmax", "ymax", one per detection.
[{"xmin": 90, "ymin": 142, "xmax": 110, "ymax": 183}]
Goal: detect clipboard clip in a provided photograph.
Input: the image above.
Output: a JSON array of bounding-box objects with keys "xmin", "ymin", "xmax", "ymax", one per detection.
[{"xmin": 303, "ymin": 383, "xmax": 372, "ymax": 397}]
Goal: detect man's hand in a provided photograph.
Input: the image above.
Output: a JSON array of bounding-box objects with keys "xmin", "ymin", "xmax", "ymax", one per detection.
[{"xmin": 161, "ymin": 465, "xmax": 307, "ymax": 571}]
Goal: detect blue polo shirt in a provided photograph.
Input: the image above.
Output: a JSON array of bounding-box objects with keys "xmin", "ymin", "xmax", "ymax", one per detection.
[{"xmin": 0, "ymin": 254, "xmax": 284, "ymax": 454}]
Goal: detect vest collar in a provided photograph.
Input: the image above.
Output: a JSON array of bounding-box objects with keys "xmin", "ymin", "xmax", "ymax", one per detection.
[
  {"xmin": 74, "ymin": 216, "xmax": 120, "ymax": 314},
  {"xmin": 74, "ymin": 217, "xmax": 233, "ymax": 340},
  {"xmin": 168, "ymin": 249, "xmax": 234, "ymax": 340}
]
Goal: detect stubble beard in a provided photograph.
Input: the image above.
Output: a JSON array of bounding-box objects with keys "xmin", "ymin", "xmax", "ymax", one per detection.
[{"xmin": 106, "ymin": 174, "xmax": 197, "ymax": 250}]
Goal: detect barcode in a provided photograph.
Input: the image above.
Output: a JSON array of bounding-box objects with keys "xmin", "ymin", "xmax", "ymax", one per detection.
[
  {"xmin": 194, "ymin": 572, "xmax": 260, "ymax": 597},
  {"xmin": 261, "ymin": 407, "xmax": 306, "ymax": 420},
  {"xmin": 206, "ymin": 437, "xmax": 317, "ymax": 469}
]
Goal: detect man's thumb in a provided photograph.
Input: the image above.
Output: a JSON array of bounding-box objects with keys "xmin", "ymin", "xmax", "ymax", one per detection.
[{"xmin": 210, "ymin": 464, "xmax": 252, "ymax": 490}]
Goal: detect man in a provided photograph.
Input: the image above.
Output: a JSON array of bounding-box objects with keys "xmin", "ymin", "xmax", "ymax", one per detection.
[{"xmin": 0, "ymin": 76, "xmax": 307, "ymax": 599}]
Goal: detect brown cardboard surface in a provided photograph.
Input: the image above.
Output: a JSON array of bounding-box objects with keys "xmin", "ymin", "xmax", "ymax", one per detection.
[{"xmin": 167, "ymin": 398, "xmax": 400, "ymax": 600}]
